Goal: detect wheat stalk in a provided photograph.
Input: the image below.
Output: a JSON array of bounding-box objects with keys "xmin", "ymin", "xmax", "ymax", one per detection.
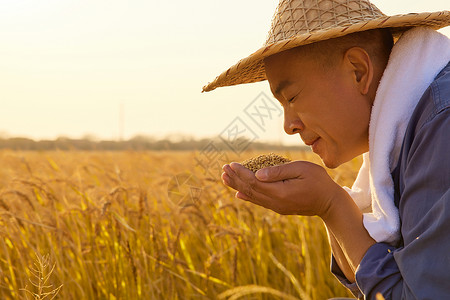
[{"xmin": 20, "ymin": 253, "xmax": 63, "ymax": 300}]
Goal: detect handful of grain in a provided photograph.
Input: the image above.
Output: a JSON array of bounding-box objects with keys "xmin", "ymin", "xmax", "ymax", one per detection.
[{"xmin": 241, "ymin": 153, "xmax": 291, "ymax": 173}]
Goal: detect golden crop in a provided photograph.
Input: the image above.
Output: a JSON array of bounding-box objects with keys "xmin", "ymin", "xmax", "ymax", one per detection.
[{"xmin": 0, "ymin": 150, "xmax": 361, "ymax": 299}]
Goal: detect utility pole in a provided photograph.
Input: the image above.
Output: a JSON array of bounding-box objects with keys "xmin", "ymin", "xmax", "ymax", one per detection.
[{"xmin": 119, "ymin": 102, "xmax": 124, "ymax": 141}]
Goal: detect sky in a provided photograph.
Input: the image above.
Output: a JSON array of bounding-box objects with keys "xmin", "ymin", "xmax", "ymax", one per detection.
[{"xmin": 0, "ymin": 0, "xmax": 449, "ymax": 145}]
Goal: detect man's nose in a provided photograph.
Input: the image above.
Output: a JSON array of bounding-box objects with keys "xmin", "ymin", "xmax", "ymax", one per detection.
[{"xmin": 283, "ymin": 111, "xmax": 304, "ymax": 135}]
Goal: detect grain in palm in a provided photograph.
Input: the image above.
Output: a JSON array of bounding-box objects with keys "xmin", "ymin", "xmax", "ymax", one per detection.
[{"xmin": 241, "ymin": 153, "xmax": 291, "ymax": 173}]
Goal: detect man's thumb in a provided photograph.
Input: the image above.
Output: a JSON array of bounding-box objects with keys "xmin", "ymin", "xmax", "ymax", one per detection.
[{"xmin": 255, "ymin": 162, "xmax": 298, "ymax": 182}]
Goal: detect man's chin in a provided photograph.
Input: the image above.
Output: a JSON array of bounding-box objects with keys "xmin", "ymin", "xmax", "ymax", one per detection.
[{"xmin": 318, "ymin": 154, "xmax": 341, "ymax": 169}]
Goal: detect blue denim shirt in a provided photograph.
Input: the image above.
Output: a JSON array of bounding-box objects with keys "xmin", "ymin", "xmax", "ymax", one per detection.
[{"xmin": 332, "ymin": 61, "xmax": 450, "ymax": 299}]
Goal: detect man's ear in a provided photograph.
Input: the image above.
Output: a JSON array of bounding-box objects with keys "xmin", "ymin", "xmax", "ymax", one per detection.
[{"xmin": 344, "ymin": 47, "xmax": 373, "ymax": 95}]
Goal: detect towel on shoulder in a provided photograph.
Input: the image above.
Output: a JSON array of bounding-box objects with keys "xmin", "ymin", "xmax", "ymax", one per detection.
[{"xmin": 344, "ymin": 27, "xmax": 450, "ymax": 244}]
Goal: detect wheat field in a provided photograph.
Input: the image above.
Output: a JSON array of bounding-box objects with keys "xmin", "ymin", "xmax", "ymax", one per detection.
[{"xmin": 0, "ymin": 150, "xmax": 362, "ymax": 299}]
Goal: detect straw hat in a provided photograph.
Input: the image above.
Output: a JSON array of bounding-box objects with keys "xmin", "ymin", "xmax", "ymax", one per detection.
[{"xmin": 202, "ymin": 0, "xmax": 450, "ymax": 92}]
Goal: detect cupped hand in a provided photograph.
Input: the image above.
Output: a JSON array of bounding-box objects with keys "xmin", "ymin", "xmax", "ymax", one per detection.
[{"xmin": 221, "ymin": 161, "xmax": 342, "ymax": 218}]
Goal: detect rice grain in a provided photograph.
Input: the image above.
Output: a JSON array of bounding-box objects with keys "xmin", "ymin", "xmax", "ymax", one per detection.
[{"xmin": 241, "ymin": 153, "xmax": 291, "ymax": 173}]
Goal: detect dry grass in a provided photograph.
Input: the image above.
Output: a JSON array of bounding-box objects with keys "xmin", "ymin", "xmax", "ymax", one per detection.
[{"xmin": 0, "ymin": 150, "xmax": 362, "ymax": 299}]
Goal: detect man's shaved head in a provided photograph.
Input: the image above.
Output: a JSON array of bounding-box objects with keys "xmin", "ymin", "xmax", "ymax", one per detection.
[{"xmin": 277, "ymin": 28, "xmax": 394, "ymax": 72}]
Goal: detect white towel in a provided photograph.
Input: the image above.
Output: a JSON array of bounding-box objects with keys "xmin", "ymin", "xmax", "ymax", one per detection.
[{"xmin": 344, "ymin": 27, "xmax": 450, "ymax": 244}]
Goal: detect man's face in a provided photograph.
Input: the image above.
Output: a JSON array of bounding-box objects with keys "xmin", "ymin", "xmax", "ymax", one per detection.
[{"xmin": 264, "ymin": 48, "xmax": 372, "ymax": 168}]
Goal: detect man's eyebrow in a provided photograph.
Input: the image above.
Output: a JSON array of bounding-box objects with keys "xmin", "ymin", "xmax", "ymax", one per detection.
[{"xmin": 274, "ymin": 80, "xmax": 292, "ymax": 96}]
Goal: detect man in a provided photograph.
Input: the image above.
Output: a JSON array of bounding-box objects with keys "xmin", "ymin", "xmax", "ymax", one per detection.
[{"xmin": 203, "ymin": 0, "xmax": 450, "ymax": 299}]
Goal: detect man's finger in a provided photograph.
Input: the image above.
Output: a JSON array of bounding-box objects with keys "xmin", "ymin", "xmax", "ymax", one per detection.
[
  {"xmin": 229, "ymin": 162, "xmax": 255, "ymax": 178},
  {"xmin": 227, "ymin": 162, "xmax": 290, "ymax": 196},
  {"xmin": 255, "ymin": 161, "xmax": 305, "ymax": 182},
  {"xmin": 236, "ymin": 191, "xmax": 251, "ymax": 201},
  {"xmin": 221, "ymin": 172, "xmax": 231, "ymax": 186},
  {"xmin": 222, "ymin": 167, "xmax": 243, "ymax": 193},
  {"xmin": 225, "ymin": 162, "xmax": 276, "ymax": 198},
  {"xmin": 223, "ymin": 171, "xmax": 272, "ymax": 208}
]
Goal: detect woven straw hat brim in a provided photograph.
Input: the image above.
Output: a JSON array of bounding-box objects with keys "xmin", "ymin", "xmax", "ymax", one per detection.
[{"xmin": 202, "ymin": 11, "xmax": 450, "ymax": 92}]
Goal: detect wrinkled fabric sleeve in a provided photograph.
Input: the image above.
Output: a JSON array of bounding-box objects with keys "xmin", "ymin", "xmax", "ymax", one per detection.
[
  {"xmin": 353, "ymin": 109, "xmax": 450, "ymax": 299},
  {"xmin": 331, "ymin": 256, "xmax": 363, "ymax": 299}
]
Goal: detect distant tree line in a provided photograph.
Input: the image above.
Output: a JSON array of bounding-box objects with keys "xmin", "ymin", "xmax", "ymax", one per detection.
[{"xmin": 0, "ymin": 136, "xmax": 308, "ymax": 151}]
